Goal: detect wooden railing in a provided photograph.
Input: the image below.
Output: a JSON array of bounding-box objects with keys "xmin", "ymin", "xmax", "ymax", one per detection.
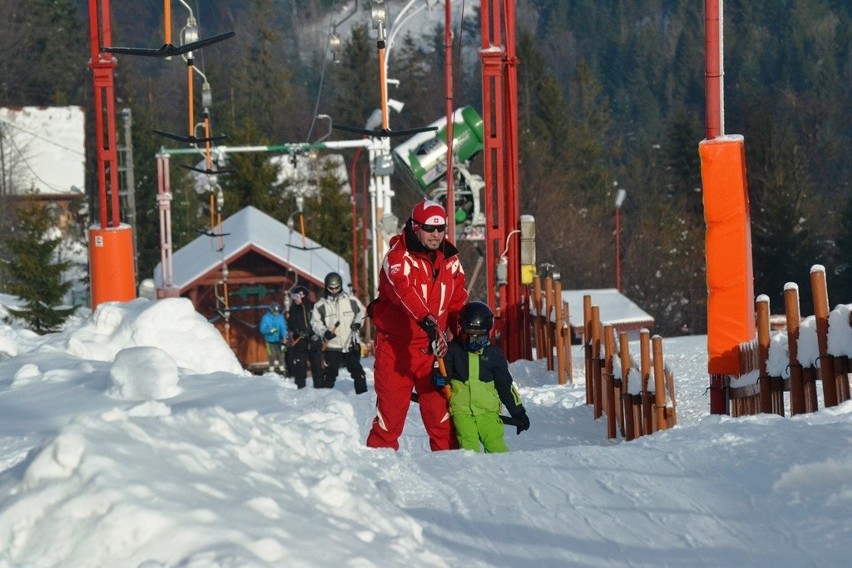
[
  {"xmin": 583, "ymin": 296, "xmax": 677, "ymax": 440},
  {"xmin": 730, "ymin": 265, "xmax": 851, "ymax": 417}
]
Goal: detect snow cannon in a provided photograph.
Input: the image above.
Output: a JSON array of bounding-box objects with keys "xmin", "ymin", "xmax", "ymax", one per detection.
[{"xmin": 392, "ymin": 106, "xmax": 484, "ymax": 192}]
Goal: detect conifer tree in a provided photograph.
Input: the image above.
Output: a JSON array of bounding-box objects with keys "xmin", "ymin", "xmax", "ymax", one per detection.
[{"xmin": 2, "ymin": 201, "xmax": 75, "ymax": 333}]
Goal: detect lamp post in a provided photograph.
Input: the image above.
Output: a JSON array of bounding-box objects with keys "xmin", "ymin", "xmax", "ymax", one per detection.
[{"xmin": 615, "ymin": 188, "xmax": 627, "ymax": 291}]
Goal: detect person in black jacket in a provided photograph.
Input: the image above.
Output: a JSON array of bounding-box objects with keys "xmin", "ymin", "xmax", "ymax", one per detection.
[
  {"xmin": 286, "ymin": 286, "xmax": 325, "ymax": 389},
  {"xmin": 433, "ymin": 301, "xmax": 530, "ymax": 452}
]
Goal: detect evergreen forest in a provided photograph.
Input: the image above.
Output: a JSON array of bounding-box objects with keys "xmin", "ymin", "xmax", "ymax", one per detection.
[{"xmin": 0, "ymin": 0, "xmax": 849, "ymax": 336}]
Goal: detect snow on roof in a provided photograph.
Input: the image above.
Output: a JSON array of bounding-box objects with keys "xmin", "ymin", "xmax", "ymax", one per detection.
[
  {"xmin": 0, "ymin": 106, "xmax": 85, "ymax": 196},
  {"xmin": 560, "ymin": 288, "xmax": 655, "ymax": 329},
  {"xmin": 153, "ymin": 206, "xmax": 351, "ymax": 291}
]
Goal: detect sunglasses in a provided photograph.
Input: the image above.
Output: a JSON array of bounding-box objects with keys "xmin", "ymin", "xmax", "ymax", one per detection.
[{"xmin": 419, "ymin": 223, "xmax": 446, "ymax": 233}]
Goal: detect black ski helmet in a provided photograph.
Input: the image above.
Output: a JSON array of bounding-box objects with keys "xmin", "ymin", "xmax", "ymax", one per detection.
[
  {"xmin": 324, "ymin": 272, "xmax": 343, "ymax": 296},
  {"xmin": 459, "ymin": 301, "xmax": 493, "ymax": 351}
]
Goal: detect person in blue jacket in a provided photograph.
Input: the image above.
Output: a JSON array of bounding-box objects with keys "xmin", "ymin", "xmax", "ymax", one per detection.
[
  {"xmin": 433, "ymin": 301, "xmax": 530, "ymax": 452},
  {"xmin": 259, "ymin": 302, "xmax": 288, "ymax": 373}
]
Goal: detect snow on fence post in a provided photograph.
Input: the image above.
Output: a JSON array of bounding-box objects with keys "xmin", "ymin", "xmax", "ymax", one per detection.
[
  {"xmin": 810, "ymin": 265, "xmax": 838, "ymax": 408},
  {"xmin": 664, "ymin": 365, "xmax": 678, "ymax": 427},
  {"xmin": 784, "ymin": 284, "xmax": 806, "ymax": 415}
]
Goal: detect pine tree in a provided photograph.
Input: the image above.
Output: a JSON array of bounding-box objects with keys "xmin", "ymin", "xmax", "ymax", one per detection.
[{"xmin": 2, "ymin": 201, "xmax": 76, "ymax": 333}]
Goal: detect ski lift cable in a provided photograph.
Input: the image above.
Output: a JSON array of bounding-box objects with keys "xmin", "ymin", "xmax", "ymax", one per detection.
[{"xmin": 305, "ymin": 0, "xmax": 339, "ymax": 144}]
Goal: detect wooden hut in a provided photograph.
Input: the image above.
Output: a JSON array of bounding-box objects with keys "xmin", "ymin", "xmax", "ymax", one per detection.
[{"xmin": 153, "ymin": 206, "xmax": 352, "ymax": 371}]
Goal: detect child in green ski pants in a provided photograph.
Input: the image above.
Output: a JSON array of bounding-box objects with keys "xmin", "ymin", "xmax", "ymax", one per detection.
[{"xmin": 433, "ymin": 301, "xmax": 530, "ymax": 452}]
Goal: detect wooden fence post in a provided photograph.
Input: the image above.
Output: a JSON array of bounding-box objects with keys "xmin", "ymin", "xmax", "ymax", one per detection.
[
  {"xmin": 619, "ymin": 331, "xmax": 637, "ymax": 441},
  {"xmin": 544, "ymin": 277, "xmax": 554, "ymax": 371},
  {"xmin": 554, "ymin": 281, "xmax": 566, "ymax": 385},
  {"xmin": 533, "ymin": 276, "xmax": 544, "ymax": 360},
  {"xmin": 811, "ymin": 265, "xmax": 838, "ymax": 408},
  {"xmin": 784, "ymin": 283, "xmax": 805, "ymax": 416},
  {"xmin": 591, "ymin": 305, "xmax": 603, "ymax": 419},
  {"xmin": 640, "ymin": 329, "xmax": 653, "ymax": 435},
  {"xmin": 562, "ymin": 299, "xmax": 573, "ymax": 383},
  {"xmin": 756, "ymin": 295, "xmax": 772, "ymax": 413},
  {"xmin": 653, "ymin": 335, "xmax": 668, "ymax": 431},
  {"xmin": 604, "ymin": 324, "xmax": 617, "ymax": 438},
  {"xmin": 584, "ymin": 295, "xmax": 593, "ymax": 405}
]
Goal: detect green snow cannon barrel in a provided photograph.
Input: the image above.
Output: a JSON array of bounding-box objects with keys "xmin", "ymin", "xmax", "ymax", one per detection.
[{"xmin": 393, "ymin": 106, "xmax": 484, "ymax": 192}]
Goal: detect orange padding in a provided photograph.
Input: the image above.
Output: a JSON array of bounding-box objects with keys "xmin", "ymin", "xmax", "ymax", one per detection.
[
  {"xmin": 89, "ymin": 224, "xmax": 137, "ymax": 308},
  {"xmin": 700, "ymin": 136, "xmax": 755, "ymax": 374}
]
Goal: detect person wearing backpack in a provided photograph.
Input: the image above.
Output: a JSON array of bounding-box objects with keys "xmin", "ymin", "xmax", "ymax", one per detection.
[{"xmin": 311, "ymin": 272, "xmax": 368, "ymax": 393}]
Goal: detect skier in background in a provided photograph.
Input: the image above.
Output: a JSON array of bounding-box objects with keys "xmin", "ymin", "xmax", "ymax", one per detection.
[
  {"xmin": 259, "ymin": 302, "xmax": 287, "ymax": 373},
  {"xmin": 286, "ymin": 285, "xmax": 325, "ymax": 389},
  {"xmin": 311, "ymin": 272, "xmax": 368, "ymax": 393}
]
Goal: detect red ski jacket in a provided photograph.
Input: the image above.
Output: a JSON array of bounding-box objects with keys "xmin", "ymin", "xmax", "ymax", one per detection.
[{"xmin": 370, "ymin": 227, "xmax": 468, "ymax": 347}]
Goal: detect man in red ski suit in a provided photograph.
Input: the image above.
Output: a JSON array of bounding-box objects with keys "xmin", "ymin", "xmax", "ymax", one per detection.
[{"xmin": 366, "ymin": 199, "xmax": 468, "ymax": 451}]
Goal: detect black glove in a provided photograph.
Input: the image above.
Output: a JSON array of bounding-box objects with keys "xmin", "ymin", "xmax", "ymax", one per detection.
[
  {"xmin": 432, "ymin": 372, "xmax": 449, "ymax": 389},
  {"xmin": 419, "ymin": 315, "xmax": 448, "ymax": 357},
  {"xmin": 323, "ymin": 330, "xmax": 336, "ymax": 341},
  {"xmin": 419, "ymin": 315, "xmax": 438, "ymax": 342},
  {"xmin": 350, "ymin": 322, "xmax": 362, "ymax": 332},
  {"xmin": 513, "ymin": 410, "xmax": 530, "ymax": 435}
]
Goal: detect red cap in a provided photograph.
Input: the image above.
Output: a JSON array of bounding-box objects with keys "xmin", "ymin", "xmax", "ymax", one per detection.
[{"xmin": 411, "ymin": 199, "xmax": 447, "ymax": 227}]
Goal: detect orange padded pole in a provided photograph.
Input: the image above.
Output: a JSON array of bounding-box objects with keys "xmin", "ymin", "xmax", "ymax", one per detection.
[{"xmin": 699, "ymin": 135, "xmax": 755, "ymax": 413}]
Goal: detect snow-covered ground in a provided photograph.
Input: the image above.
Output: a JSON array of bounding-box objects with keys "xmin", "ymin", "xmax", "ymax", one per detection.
[{"xmin": 0, "ymin": 295, "xmax": 850, "ymax": 567}]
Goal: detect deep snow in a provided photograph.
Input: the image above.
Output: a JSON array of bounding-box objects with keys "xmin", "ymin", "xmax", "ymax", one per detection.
[{"xmin": 0, "ymin": 295, "xmax": 850, "ymax": 567}]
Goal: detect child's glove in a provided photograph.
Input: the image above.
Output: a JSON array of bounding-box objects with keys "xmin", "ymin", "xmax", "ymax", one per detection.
[
  {"xmin": 268, "ymin": 328, "xmax": 278, "ymax": 335},
  {"xmin": 323, "ymin": 330, "xmax": 336, "ymax": 341},
  {"xmin": 513, "ymin": 410, "xmax": 530, "ymax": 435},
  {"xmin": 432, "ymin": 372, "xmax": 449, "ymax": 389}
]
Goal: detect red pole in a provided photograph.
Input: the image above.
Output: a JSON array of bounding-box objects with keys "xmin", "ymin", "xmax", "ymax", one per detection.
[
  {"xmin": 705, "ymin": 0, "xmax": 722, "ymax": 139},
  {"xmin": 615, "ymin": 207, "xmax": 621, "ymax": 291}
]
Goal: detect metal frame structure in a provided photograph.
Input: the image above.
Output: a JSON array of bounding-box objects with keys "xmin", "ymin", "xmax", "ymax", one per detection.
[{"xmin": 479, "ymin": 0, "xmax": 523, "ymax": 360}]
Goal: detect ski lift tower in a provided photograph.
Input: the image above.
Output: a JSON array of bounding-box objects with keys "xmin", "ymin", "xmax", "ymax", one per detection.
[
  {"xmin": 479, "ymin": 0, "xmax": 524, "ymax": 360},
  {"xmin": 86, "ymin": 0, "xmax": 137, "ymax": 307}
]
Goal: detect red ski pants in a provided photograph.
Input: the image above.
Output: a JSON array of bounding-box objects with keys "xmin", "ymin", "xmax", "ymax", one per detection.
[{"xmin": 366, "ymin": 334, "xmax": 457, "ymax": 451}]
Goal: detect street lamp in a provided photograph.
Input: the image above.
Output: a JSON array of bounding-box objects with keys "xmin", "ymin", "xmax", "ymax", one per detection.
[{"xmin": 615, "ymin": 188, "xmax": 627, "ymax": 291}]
